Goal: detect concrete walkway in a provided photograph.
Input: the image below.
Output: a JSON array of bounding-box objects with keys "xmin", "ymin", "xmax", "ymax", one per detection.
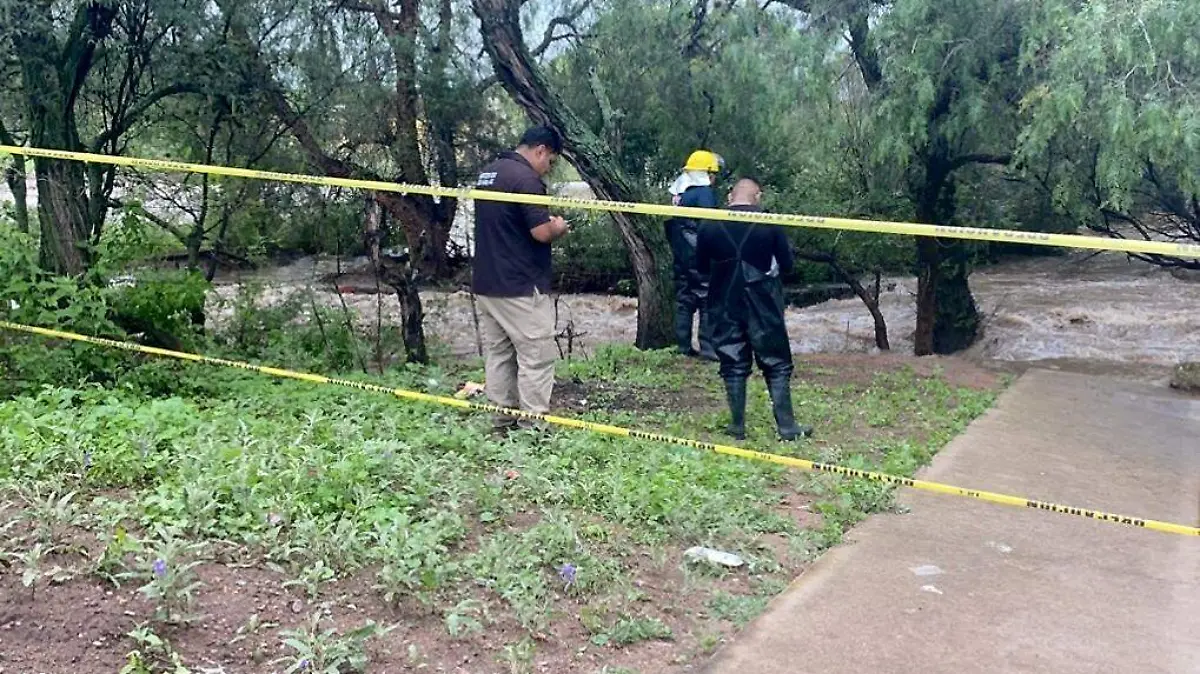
[{"xmin": 706, "ymin": 369, "xmax": 1200, "ymax": 674}]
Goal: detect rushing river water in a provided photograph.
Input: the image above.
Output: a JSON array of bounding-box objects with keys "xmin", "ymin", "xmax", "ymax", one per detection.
[
  {"xmin": 207, "ymin": 250, "xmax": 1199, "ymax": 376},
  {"xmin": 789, "ymin": 253, "xmax": 1200, "ymax": 365}
]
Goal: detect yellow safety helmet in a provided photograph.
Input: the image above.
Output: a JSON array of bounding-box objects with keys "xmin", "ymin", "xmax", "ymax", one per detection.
[{"xmin": 683, "ymin": 150, "xmax": 725, "ymax": 174}]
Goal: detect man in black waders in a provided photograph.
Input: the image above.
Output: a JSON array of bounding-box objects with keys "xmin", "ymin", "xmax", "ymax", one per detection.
[
  {"xmin": 696, "ymin": 178, "xmax": 813, "ymax": 441},
  {"xmin": 663, "ymin": 150, "xmax": 724, "ymax": 360}
]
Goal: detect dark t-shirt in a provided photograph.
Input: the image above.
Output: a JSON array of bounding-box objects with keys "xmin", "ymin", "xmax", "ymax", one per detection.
[
  {"xmin": 471, "ymin": 152, "xmax": 553, "ymax": 296},
  {"xmin": 664, "ymin": 185, "xmax": 720, "ymax": 279},
  {"xmin": 678, "ymin": 184, "xmax": 718, "ymax": 209},
  {"xmin": 696, "ymin": 205, "xmax": 795, "ymax": 289}
]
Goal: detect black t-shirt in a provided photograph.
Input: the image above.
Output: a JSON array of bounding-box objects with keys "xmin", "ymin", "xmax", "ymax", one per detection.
[
  {"xmin": 471, "ymin": 152, "xmax": 553, "ymax": 296},
  {"xmin": 696, "ymin": 205, "xmax": 795, "ymax": 287},
  {"xmin": 678, "ymin": 184, "xmax": 718, "ymax": 209}
]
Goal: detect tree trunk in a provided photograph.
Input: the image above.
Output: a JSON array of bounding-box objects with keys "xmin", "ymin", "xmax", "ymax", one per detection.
[
  {"xmin": 870, "ymin": 271, "xmax": 889, "ymax": 350},
  {"xmin": 930, "ymin": 241, "xmax": 978, "ymax": 354},
  {"xmin": 837, "ymin": 266, "xmax": 890, "ymax": 351},
  {"xmin": 394, "ymin": 272, "xmax": 428, "ymax": 364},
  {"xmin": 217, "ymin": 5, "xmax": 434, "ymax": 362},
  {"xmin": 366, "ymin": 196, "xmax": 429, "ymax": 364},
  {"xmin": 913, "ymin": 237, "xmax": 939, "ymax": 356},
  {"xmin": 369, "ymin": 0, "xmax": 455, "ymax": 280},
  {"xmin": 12, "ymin": 1, "xmax": 118, "ymax": 274},
  {"xmin": 33, "ymin": 158, "xmax": 93, "ymax": 275},
  {"xmin": 3, "ymin": 158, "xmax": 31, "ymax": 235},
  {"xmin": 915, "ymin": 238, "xmax": 979, "ymax": 355},
  {"xmin": 204, "ymin": 211, "xmax": 233, "ymax": 283},
  {"xmin": 0, "ymin": 122, "xmax": 30, "ymax": 234},
  {"xmin": 913, "ymin": 169, "xmax": 978, "ymax": 356},
  {"xmin": 473, "ymin": 0, "xmax": 673, "ymax": 349},
  {"xmin": 185, "ymin": 224, "xmax": 204, "ymax": 270}
]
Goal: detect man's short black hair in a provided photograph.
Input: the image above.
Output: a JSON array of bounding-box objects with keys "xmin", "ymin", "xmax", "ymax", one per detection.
[{"xmin": 518, "ymin": 125, "xmax": 563, "ymax": 154}]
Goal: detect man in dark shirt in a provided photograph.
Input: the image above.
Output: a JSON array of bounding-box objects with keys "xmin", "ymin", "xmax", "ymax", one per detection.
[
  {"xmin": 472, "ymin": 126, "xmax": 570, "ymax": 431},
  {"xmin": 697, "ymin": 178, "xmax": 812, "ymax": 441}
]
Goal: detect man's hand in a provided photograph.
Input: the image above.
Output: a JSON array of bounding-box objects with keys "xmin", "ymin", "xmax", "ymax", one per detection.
[
  {"xmin": 532, "ymin": 215, "xmax": 570, "ymax": 243},
  {"xmin": 551, "ymin": 215, "xmax": 570, "ymax": 237}
]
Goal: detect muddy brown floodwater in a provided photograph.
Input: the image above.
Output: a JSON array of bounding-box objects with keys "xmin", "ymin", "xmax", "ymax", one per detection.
[{"xmin": 207, "ymin": 251, "xmax": 1200, "ymax": 382}]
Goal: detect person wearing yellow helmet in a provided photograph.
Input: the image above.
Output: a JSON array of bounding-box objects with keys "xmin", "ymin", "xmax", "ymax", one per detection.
[
  {"xmin": 682, "ymin": 149, "xmax": 725, "ymax": 174},
  {"xmin": 663, "ymin": 149, "xmax": 725, "ymax": 360}
]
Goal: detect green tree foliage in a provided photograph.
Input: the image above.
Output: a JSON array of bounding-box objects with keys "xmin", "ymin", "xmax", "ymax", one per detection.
[
  {"xmin": 1017, "ymin": 0, "xmax": 1200, "ymax": 269},
  {"xmin": 550, "ymin": 2, "xmax": 838, "ymax": 190},
  {"xmin": 849, "ymin": 0, "xmax": 1030, "ymax": 354},
  {"xmin": 0, "ymin": 0, "xmax": 223, "ymax": 274}
]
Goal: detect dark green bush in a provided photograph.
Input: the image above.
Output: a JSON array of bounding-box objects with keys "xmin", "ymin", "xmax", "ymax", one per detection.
[
  {"xmin": 0, "ymin": 222, "xmax": 126, "ymax": 393},
  {"xmin": 109, "ymin": 270, "xmax": 209, "ymax": 350}
]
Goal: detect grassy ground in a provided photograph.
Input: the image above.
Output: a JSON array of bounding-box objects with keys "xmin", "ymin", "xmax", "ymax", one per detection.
[{"xmin": 0, "ymin": 334, "xmax": 1003, "ymax": 674}]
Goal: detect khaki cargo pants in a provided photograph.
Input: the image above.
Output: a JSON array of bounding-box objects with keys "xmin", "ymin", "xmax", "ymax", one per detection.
[{"xmin": 477, "ymin": 293, "xmax": 556, "ymax": 429}]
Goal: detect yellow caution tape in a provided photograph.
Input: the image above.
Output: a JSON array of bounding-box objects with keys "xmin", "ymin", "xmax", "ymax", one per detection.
[
  {"xmin": 3, "ymin": 144, "xmax": 1200, "ymax": 259},
  {"xmin": 2, "ymin": 320, "xmax": 1197, "ymax": 538}
]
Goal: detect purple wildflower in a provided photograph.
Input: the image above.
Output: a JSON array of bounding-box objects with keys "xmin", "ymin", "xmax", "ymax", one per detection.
[
  {"xmin": 299, "ymin": 659, "xmax": 310, "ymax": 671},
  {"xmin": 558, "ymin": 563, "xmax": 577, "ymax": 586},
  {"xmin": 152, "ymin": 559, "xmax": 167, "ymax": 578}
]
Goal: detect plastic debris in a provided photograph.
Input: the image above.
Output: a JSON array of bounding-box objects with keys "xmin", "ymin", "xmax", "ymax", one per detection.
[
  {"xmin": 684, "ymin": 546, "xmax": 745, "ymax": 568},
  {"xmin": 910, "ymin": 564, "xmax": 943, "ymax": 577}
]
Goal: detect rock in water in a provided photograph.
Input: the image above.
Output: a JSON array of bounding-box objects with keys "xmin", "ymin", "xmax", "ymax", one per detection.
[{"xmin": 1170, "ymin": 362, "xmax": 1200, "ymax": 393}]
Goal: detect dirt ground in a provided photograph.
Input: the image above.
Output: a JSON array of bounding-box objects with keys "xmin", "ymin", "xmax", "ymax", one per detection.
[{"xmin": 0, "ymin": 538, "xmax": 799, "ymax": 674}]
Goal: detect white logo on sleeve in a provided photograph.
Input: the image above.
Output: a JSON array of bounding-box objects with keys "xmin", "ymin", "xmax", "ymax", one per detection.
[{"xmin": 477, "ymin": 171, "xmax": 498, "ymax": 187}]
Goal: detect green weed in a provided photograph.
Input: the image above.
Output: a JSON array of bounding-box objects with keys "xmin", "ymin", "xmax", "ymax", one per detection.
[
  {"xmin": 592, "ymin": 616, "xmax": 673, "ymax": 647},
  {"xmin": 697, "ymin": 632, "xmax": 723, "ymax": 654},
  {"xmin": 19, "ymin": 488, "xmax": 83, "ymax": 546},
  {"xmin": 708, "ymin": 592, "xmax": 771, "ymax": 628},
  {"xmin": 283, "ymin": 559, "xmax": 335, "ymax": 600},
  {"xmin": 444, "ymin": 598, "xmax": 489, "ymax": 638},
  {"xmin": 498, "ymin": 637, "xmax": 537, "ymax": 674},
  {"xmin": 229, "ymin": 613, "xmax": 279, "ymax": 645},
  {"xmin": 372, "ymin": 509, "xmax": 467, "ymax": 606},
  {"xmin": 122, "ymin": 529, "xmax": 206, "ymax": 624},
  {"xmin": 558, "ymin": 343, "xmax": 686, "ymax": 388},
  {"xmin": 277, "ymin": 613, "xmax": 392, "ymax": 674},
  {"xmin": 465, "ymin": 511, "xmax": 619, "ymax": 631},
  {"xmin": 120, "ymin": 624, "xmax": 201, "ymax": 674},
  {"xmin": 7, "ymin": 543, "xmax": 74, "ymax": 598}
]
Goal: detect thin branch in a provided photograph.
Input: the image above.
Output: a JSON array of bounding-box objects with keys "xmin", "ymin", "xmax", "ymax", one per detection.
[
  {"xmin": 532, "ymin": 0, "xmax": 593, "ymax": 57},
  {"xmin": 91, "ymin": 82, "xmax": 204, "ymax": 152},
  {"xmin": 475, "ymin": 74, "xmax": 500, "ymax": 93},
  {"xmin": 949, "ymin": 153, "xmax": 1012, "ymax": 171},
  {"xmin": 111, "ymin": 198, "xmax": 191, "ymax": 243},
  {"xmin": 681, "ymin": 0, "xmax": 709, "ymax": 58}
]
